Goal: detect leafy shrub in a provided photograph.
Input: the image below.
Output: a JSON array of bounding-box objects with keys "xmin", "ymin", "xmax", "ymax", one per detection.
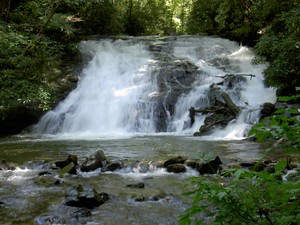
[
  {"xmin": 180, "ymin": 167, "xmax": 300, "ymax": 225},
  {"xmin": 180, "ymin": 92, "xmax": 300, "ymax": 224}
]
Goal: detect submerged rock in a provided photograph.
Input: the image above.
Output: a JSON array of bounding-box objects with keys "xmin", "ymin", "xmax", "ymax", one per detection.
[
  {"xmin": 126, "ymin": 182, "xmax": 145, "ymax": 189},
  {"xmin": 65, "ymin": 184, "xmax": 109, "ymax": 209}
]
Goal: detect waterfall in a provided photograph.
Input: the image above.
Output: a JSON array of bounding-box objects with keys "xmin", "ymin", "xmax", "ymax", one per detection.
[{"xmin": 31, "ymin": 36, "xmax": 276, "ymax": 139}]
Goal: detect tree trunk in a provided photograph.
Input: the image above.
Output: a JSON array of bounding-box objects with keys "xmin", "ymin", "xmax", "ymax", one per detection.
[{"xmin": 221, "ymin": 92, "xmax": 240, "ymax": 116}]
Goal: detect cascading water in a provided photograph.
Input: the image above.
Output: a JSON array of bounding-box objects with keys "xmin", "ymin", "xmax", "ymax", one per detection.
[
  {"xmin": 169, "ymin": 37, "xmax": 276, "ymax": 139},
  {"xmin": 31, "ymin": 36, "xmax": 276, "ymax": 138},
  {"xmin": 32, "ymin": 39, "xmax": 158, "ymax": 136}
]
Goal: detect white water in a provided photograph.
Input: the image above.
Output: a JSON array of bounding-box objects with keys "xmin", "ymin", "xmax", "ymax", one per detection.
[
  {"xmin": 169, "ymin": 37, "xmax": 276, "ymax": 139},
  {"xmin": 32, "ymin": 36, "xmax": 276, "ymax": 139}
]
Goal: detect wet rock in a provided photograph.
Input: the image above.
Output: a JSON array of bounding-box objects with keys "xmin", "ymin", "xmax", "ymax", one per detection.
[
  {"xmin": 38, "ymin": 171, "xmax": 52, "ymax": 176},
  {"xmin": 35, "ymin": 214, "xmax": 69, "ymax": 225},
  {"xmin": 54, "ymin": 179, "xmax": 62, "ymax": 185},
  {"xmin": 240, "ymin": 161, "xmax": 256, "ymax": 168},
  {"xmin": 251, "ymin": 162, "xmax": 266, "ymax": 172},
  {"xmin": 260, "ymin": 102, "xmax": 275, "ymax": 119},
  {"xmin": 163, "ymin": 156, "xmax": 187, "ymax": 168},
  {"xmin": 70, "ymin": 209, "xmax": 92, "ymax": 218},
  {"xmin": 185, "ymin": 160, "xmax": 198, "ymax": 169},
  {"xmin": 65, "ymin": 184, "xmax": 109, "ymax": 209},
  {"xmin": 265, "ymin": 164, "xmax": 275, "ymax": 173},
  {"xmin": 223, "ymin": 74, "xmax": 247, "ymax": 90},
  {"xmin": 191, "ymin": 75, "xmax": 248, "ymax": 136},
  {"xmin": 132, "ymin": 161, "xmax": 157, "ymax": 173},
  {"xmin": 196, "ymin": 156, "xmax": 222, "ymax": 175},
  {"xmin": 286, "ymin": 169, "xmax": 300, "ymax": 181},
  {"xmin": 126, "ymin": 182, "xmax": 145, "ymax": 189},
  {"xmin": 103, "ymin": 160, "xmax": 124, "ymax": 172},
  {"xmin": 0, "ymin": 160, "xmax": 16, "ymax": 170},
  {"xmin": 133, "ymin": 191, "xmax": 166, "ymax": 202},
  {"xmin": 150, "ymin": 52, "xmax": 199, "ymax": 132},
  {"xmin": 80, "ymin": 150, "xmax": 107, "ymax": 172},
  {"xmin": 166, "ymin": 164, "xmax": 187, "ymax": 173},
  {"xmin": 59, "ymin": 162, "xmax": 77, "ymax": 176},
  {"xmin": 55, "ymin": 155, "xmax": 78, "ymax": 169},
  {"xmin": 34, "ymin": 175, "xmax": 58, "ymax": 186}
]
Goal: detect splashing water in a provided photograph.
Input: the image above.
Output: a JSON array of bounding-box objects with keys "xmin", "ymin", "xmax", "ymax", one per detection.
[{"xmin": 31, "ymin": 36, "xmax": 276, "ymax": 139}]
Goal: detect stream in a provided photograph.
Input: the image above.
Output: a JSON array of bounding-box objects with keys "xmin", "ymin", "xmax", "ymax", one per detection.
[
  {"xmin": 0, "ymin": 135, "xmax": 278, "ymax": 225},
  {"xmin": 0, "ymin": 36, "xmax": 278, "ymax": 224}
]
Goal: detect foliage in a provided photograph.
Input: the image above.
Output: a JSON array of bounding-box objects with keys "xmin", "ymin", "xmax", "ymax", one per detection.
[
  {"xmin": 77, "ymin": 0, "xmax": 124, "ymax": 35},
  {"xmin": 254, "ymin": 4, "xmax": 300, "ymax": 89},
  {"xmin": 186, "ymin": 0, "xmax": 300, "ymax": 90},
  {"xmin": 249, "ymin": 92, "xmax": 300, "ymax": 151},
  {"xmin": 0, "ymin": 22, "xmax": 61, "ymax": 118},
  {"xmin": 180, "ymin": 92, "xmax": 300, "ymax": 224},
  {"xmin": 180, "ymin": 167, "xmax": 300, "ymax": 225},
  {"xmin": 186, "ymin": 0, "xmax": 221, "ymax": 35},
  {"xmin": 0, "ymin": 0, "xmax": 80, "ymax": 119}
]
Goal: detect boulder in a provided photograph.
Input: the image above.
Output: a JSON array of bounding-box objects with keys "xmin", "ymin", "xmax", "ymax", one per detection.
[
  {"xmin": 148, "ymin": 49, "xmax": 199, "ymax": 132},
  {"xmin": 65, "ymin": 184, "xmax": 109, "ymax": 209},
  {"xmin": 196, "ymin": 156, "xmax": 222, "ymax": 175},
  {"xmin": 192, "ymin": 90, "xmax": 239, "ymax": 136},
  {"xmin": 54, "ymin": 155, "xmax": 78, "ymax": 176},
  {"xmin": 55, "ymin": 155, "xmax": 78, "ymax": 169},
  {"xmin": 166, "ymin": 164, "xmax": 187, "ymax": 173},
  {"xmin": 59, "ymin": 162, "xmax": 77, "ymax": 176},
  {"xmin": 103, "ymin": 160, "xmax": 124, "ymax": 172},
  {"xmin": 80, "ymin": 150, "xmax": 107, "ymax": 172},
  {"xmin": 162, "ymin": 156, "xmax": 187, "ymax": 168},
  {"xmin": 260, "ymin": 102, "xmax": 275, "ymax": 119}
]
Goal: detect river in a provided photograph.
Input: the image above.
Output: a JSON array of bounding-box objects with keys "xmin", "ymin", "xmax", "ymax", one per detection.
[
  {"xmin": 0, "ymin": 135, "xmax": 276, "ymax": 225},
  {"xmin": 0, "ymin": 36, "xmax": 277, "ymax": 224}
]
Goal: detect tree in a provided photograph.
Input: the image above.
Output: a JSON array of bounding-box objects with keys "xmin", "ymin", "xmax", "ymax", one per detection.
[{"xmin": 254, "ymin": 1, "xmax": 300, "ymax": 91}]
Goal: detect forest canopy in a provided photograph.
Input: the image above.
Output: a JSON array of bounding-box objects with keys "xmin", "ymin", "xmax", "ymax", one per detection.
[{"xmin": 0, "ymin": 0, "xmax": 300, "ymax": 119}]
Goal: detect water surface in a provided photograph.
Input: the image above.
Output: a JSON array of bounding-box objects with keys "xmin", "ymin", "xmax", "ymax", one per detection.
[{"xmin": 0, "ymin": 135, "xmax": 276, "ymax": 225}]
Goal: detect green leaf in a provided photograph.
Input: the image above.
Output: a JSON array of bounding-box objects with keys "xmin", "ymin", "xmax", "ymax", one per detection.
[{"xmin": 274, "ymin": 160, "xmax": 287, "ymax": 172}]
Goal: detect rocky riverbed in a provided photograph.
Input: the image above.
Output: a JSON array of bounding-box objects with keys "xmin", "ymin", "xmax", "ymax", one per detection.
[{"xmin": 0, "ymin": 135, "xmax": 296, "ymax": 225}]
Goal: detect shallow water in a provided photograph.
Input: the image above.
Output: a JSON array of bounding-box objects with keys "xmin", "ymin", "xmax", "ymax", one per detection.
[{"xmin": 0, "ymin": 135, "xmax": 278, "ymax": 225}]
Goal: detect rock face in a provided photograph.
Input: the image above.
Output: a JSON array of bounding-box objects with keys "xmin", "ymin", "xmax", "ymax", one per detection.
[
  {"xmin": 192, "ymin": 75, "xmax": 247, "ymax": 136},
  {"xmin": 145, "ymin": 39, "xmax": 199, "ymax": 132}
]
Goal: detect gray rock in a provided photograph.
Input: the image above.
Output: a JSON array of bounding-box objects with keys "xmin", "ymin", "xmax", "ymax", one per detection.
[
  {"xmin": 65, "ymin": 184, "xmax": 109, "ymax": 209},
  {"xmin": 80, "ymin": 150, "xmax": 107, "ymax": 172},
  {"xmin": 163, "ymin": 156, "xmax": 187, "ymax": 168}
]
